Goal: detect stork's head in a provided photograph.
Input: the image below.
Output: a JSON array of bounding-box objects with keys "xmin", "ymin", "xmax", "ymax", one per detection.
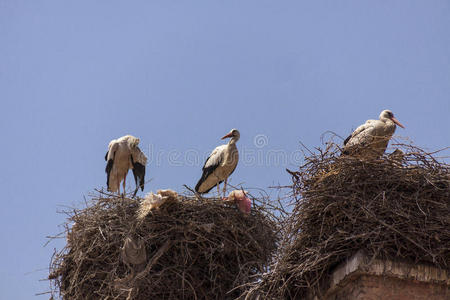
[
  {"xmin": 129, "ymin": 136, "xmax": 140, "ymax": 148},
  {"xmin": 379, "ymin": 110, "xmax": 405, "ymax": 128},
  {"xmin": 221, "ymin": 128, "xmax": 240, "ymax": 141}
]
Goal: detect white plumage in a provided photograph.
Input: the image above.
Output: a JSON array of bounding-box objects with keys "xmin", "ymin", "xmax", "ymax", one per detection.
[
  {"xmin": 137, "ymin": 189, "xmax": 179, "ymax": 220},
  {"xmin": 195, "ymin": 129, "xmax": 240, "ymax": 197},
  {"xmin": 343, "ymin": 110, "xmax": 405, "ymax": 158},
  {"xmin": 105, "ymin": 135, "xmax": 147, "ymax": 196}
]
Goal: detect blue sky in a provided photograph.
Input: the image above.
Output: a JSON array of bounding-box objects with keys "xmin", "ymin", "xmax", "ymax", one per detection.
[{"xmin": 1, "ymin": 1, "xmax": 449, "ymax": 298}]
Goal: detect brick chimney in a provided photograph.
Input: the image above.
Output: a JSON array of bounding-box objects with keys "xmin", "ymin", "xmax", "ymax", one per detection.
[{"xmin": 309, "ymin": 251, "xmax": 450, "ymax": 300}]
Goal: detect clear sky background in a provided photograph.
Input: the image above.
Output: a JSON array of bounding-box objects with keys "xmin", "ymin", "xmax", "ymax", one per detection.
[{"xmin": 1, "ymin": 1, "xmax": 449, "ymax": 299}]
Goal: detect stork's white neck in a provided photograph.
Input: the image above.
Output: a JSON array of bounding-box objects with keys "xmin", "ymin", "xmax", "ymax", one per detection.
[{"xmin": 228, "ymin": 137, "xmax": 239, "ymax": 145}]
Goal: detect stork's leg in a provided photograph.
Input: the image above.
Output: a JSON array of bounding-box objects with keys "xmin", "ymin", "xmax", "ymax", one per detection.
[
  {"xmin": 223, "ymin": 178, "xmax": 228, "ymax": 199},
  {"xmin": 122, "ymin": 176, "xmax": 126, "ymax": 198},
  {"xmin": 217, "ymin": 183, "xmax": 221, "ymax": 198}
]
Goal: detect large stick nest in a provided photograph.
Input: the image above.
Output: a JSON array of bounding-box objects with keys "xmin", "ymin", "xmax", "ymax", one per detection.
[
  {"xmin": 48, "ymin": 191, "xmax": 279, "ymax": 300},
  {"xmin": 243, "ymin": 143, "xmax": 450, "ymax": 299}
]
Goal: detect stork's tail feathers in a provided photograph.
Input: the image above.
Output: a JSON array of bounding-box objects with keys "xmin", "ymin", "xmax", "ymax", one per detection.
[{"xmin": 195, "ymin": 175, "xmax": 217, "ymax": 194}]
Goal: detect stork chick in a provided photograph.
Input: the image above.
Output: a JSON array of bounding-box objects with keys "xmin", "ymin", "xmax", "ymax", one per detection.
[
  {"xmin": 343, "ymin": 110, "xmax": 405, "ymax": 158},
  {"xmin": 137, "ymin": 192, "xmax": 166, "ymax": 220},
  {"xmin": 388, "ymin": 149, "xmax": 406, "ymax": 167},
  {"xmin": 195, "ymin": 129, "xmax": 240, "ymax": 198},
  {"xmin": 137, "ymin": 190, "xmax": 179, "ymax": 220},
  {"xmin": 223, "ymin": 190, "xmax": 251, "ymax": 215},
  {"xmin": 157, "ymin": 189, "xmax": 179, "ymax": 203}
]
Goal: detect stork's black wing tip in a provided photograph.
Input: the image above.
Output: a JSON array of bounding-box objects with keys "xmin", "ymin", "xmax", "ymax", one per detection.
[
  {"xmin": 140, "ymin": 177, "xmax": 145, "ymax": 191},
  {"xmin": 132, "ymin": 162, "xmax": 146, "ymax": 194},
  {"xmin": 343, "ymin": 135, "xmax": 351, "ymax": 146},
  {"xmin": 194, "ymin": 181, "xmax": 201, "ymax": 193},
  {"xmin": 105, "ymin": 159, "xmax": 114, "ymax": 188},
  {"xmin": 105, "ymin": 159, "xmax": 113, "ymax": 173}
]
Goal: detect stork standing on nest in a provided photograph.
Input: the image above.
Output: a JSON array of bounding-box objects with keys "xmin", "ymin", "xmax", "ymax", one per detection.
[
  {"xmin": 105, "ymin": 135, "xmax": 147, "ymax": 197},
  {"xmin": 195, "ymin": 129, "xmax": 240, "ymax": 198},
  {"xmin": 343, "ymin": 110, "xmax": 405, "ymax": 158}
]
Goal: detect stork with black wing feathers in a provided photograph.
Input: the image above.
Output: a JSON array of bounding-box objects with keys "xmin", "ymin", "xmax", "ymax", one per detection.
[
  {"xmin": 105, "ymin": 135, "xmax": 147, "ymax": 197},
  {"xmin": 343, "ymin": 110, "xmax": 405, "ymax": 158},
  {"xmin": 195, "ymin": 129, "xmax": 240, "ymax": 198}
]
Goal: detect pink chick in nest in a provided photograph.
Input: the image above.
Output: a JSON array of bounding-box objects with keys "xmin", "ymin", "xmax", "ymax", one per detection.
[{"xmin": 224, "ymin": 190, "xmax": 251, "ymax": 215}]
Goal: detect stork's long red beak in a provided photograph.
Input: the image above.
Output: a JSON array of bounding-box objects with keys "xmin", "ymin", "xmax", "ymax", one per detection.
[
  {"xmin": 391, "ymin": 117, "xmax": 405, "ymax": 129},
  {"xmin": 221, "ymin": 132, "xmax": 233, "ymax": 139}
]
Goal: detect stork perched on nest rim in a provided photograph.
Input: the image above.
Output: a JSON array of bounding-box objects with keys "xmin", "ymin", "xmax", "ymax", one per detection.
[
  {"xmin": 105, "ymin": 135, "xmax": 147, "ymax": 197},
  {"xmin": 195, "ymin": 129, "xmax": 240, "ymax": 198},
  {"xmin": 343, "ymin": 109, "xmax": 405, "ymax": 158}
]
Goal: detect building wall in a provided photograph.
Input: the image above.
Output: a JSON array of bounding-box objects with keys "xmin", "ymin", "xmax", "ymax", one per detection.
[
  {"xmin": 310, "ymin": 251, "xmax": 450, "ymax": 300},
  {"xmin": 329, "ymin": 274, "xmax": 449, "ymax": 300}
]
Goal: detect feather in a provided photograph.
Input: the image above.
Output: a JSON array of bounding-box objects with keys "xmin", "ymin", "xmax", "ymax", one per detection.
[{"xmin": 195, "ymin": 145, "xmax": 225, "ymax": 193}]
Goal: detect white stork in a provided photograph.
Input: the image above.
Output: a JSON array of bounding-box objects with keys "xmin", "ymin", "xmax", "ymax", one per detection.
[
  {"xmin": 343, "ymin": 110, "xmax": 405, "ymax": 158},
  {"xmin": 105, "ymin": 135, "xmax": 147, "ymax": 197},
  {"xmin": 195, "ymin": 129, "xmax": 240, "ymax": 197}
]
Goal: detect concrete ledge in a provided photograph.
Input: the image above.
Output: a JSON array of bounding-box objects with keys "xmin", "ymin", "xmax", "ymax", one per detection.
[{"xmin": 310, "ymin": 251, "xmax": 450, "ymax": 300}]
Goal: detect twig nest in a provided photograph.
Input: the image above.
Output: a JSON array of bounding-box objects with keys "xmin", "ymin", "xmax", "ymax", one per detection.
[
  {"xmin": 66, "ymin": 222, "xmax": 79, "ymax": 245},
  {"xmin": 49, "ymin": 191, "xmax": 278, "ymax": 300}
]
